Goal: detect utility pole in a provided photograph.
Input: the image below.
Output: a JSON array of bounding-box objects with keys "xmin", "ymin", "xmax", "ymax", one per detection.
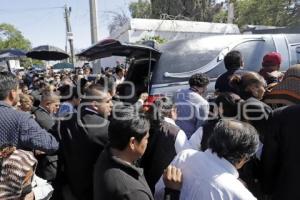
[
  {"xmin": 89, "ymin": 0, "xmax": 99, "ymax": 44},
  {"xmin": 64, "ymin": 4, "xmax": 75, "ymax": 64}
]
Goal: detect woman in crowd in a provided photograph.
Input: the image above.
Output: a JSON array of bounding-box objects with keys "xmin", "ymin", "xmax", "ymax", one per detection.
[
  {"xmin": 19, "ymin": 93, "xmax": 34, "ymax": 113},
  {"xmin": 229, "ymin": 71, "xmax": 273, "ymax": 198},
  {"xmin": 229, "ymin": 71, "xmax": 272, "ymax": 141}
]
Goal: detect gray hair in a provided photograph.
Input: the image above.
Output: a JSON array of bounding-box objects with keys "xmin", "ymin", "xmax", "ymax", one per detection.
[{"xmin": 208, "ymin": 119, "xmax": 259, "ymax": 165}]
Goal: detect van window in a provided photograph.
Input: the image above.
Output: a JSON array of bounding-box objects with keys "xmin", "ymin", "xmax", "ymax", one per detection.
[
  {"xmin": 233, "ymin": 40, "xmax": 271, "ymax": 72},
  {"xmin": 290, "ymin": 45, "xmax": 300, "ymax": 66},
  {"xmin": 152, "ymin": 37, "xmax": 235, "ymax": 84}
]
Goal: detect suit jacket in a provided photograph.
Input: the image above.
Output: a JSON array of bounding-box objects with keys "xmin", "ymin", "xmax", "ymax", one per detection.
[
  {"xmin": 32, "ymin": 106, "xmax": 58, "ymax": 182},
  {"xmin": 141, "ymin": 120, "xmax": 180, "ymax": 193},
  {"xmin": 58, "ymin": 106, "xmax": 109, "ymax": 200},
  {"xmin": 33, "ymin": 106, "xmax": 55, "ymax": 131},
  {"xmin": 261, "ymin": 105, "xmax": 300, "ymax": 200}
]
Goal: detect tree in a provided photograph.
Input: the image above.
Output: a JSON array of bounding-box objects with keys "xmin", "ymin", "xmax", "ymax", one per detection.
[
  {"xmin": 128, "ymin": 0, "xmax": 223, "ymax": 22},
  {"xmin": 234, "ymin": 0, "xmax": 300, "ymax": 27},
  {"xmin": 0, "ymin": 23, "xmax": 43, "ymax": 68},
  {"xmin": 150, "ymin": 0, "xmax": 222, "ymax": 22},
  {"xmin": 0, "ymin": 23, "xmax": 31, "ymax": 50},
  {"xmin": 129, "ymin": 0, "xmax": 151, "ymax": 18}
]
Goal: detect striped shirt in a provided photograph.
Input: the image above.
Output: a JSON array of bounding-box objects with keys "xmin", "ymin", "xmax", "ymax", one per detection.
[{"xmin": 0, "ymin": 148, "xmax": 37, "ymax": 199}]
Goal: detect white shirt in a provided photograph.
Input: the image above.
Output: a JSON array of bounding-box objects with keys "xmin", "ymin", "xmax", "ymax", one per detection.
[
  {"xmin": 164, "ymin": 117, "xmax": 203, "ymax": 153},
  {"xmin": 113, "ymin": 74, "xmax": 124, "ymax": 85},
  {"xmin": 155, "ymin": 149, "xmax": 257, "ymax": 200}
]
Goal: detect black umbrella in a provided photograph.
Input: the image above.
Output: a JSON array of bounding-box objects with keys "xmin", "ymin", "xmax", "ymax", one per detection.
[
  {"xmin": 0, "ymin": 48, "xmax": 27, "ymax": 61},
  {"xmin": 26, "ymin": 45, "xmax": 69, "ymax": 61},
  {"xmin": 0, "ymin": 48, "xmax": 27, "ymax": 72}
]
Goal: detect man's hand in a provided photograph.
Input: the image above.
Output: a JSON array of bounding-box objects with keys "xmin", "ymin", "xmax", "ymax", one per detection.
[
  {"xmin": 163, "ymin": 165, "xmax": 182, "ymax": 191},
  {"xmin": 34, "ymin": 150, "xmax": 46, "ymax": 156}
]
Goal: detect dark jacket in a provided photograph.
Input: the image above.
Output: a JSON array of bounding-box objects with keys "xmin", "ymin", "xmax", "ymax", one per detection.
[
  {"xmin": 215, "ymin": 69, "xmax": 245, "ymax": 93},
  {"xmin": 0, "ymin": 101, "xmax": 58, "ymax": 154},
  {"xmin": 201, "ymin": 119, "xmax": 218, "ymax": 151},
  {"xmin": 58, "ymin": 106, "xmax": 109, "ymax": 200},
  {"xmin": 141, "ymin": 120, "xmax": 180, "ymax": 193},
  {"xmin": 32, "ymin": 106, "xmax": 58, "ymax": 182},
  {"xmin": 94, "ymin": 147, "xmax": 180, "ymax": 200},
  {"xmin": 261, "ymin": 105, "xmax": 300, "ymax": 200},
  {"xmin": 241, "ymin": 97, "xmax": 273, "ymax": 142},
  {"xmin": 33, "ymin": 106, "xmax": 56, "ymax": 131}
]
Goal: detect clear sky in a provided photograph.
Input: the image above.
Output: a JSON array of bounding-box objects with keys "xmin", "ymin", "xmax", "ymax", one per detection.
[{"xmin": 0, "ymin": 0, "xmax": 138, "ymax": 51}]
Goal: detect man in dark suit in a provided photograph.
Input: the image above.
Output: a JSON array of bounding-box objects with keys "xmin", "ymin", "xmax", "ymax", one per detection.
[
  {"xmin": 58, "ymin": 83, "xmax": 113, "ymax": 200},
  {"xmin": 261, "ymin": 105, "xmax": 300, "ymax": 200},
  {"xmin": 33, "ymin": 91, "xmax": 60, "ymax": 131},
  {"xmin": 32, "ymin": 91, "xmax": 60, "ymax": 186}
]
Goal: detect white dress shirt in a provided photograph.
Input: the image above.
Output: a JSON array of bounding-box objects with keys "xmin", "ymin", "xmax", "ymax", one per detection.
[
  {"xmin": 155, "ymin": 149, "xmax": 257, "ymax": 200},
  {"xmin": 113, "ymin": 74, "xmax": 124, "ymax": 85},
  {"xmin": 164, "ymin": 117, "xmax": 203, "ymax": 153}
]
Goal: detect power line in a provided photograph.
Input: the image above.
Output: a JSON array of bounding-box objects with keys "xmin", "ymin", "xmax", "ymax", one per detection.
[{"xmin": 0, "ymin": 6, "xmax": 64, "ymax": 13}]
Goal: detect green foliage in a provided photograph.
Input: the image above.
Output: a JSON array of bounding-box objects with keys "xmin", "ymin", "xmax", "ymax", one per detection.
[
  {"xmin": 234, "ymin": 0, "xmax": 299, "ymax": 27},
  {"xmin": 0, "ymin": 23, "xmax": 31, "ymax": 50},
  {"xmin": 142, "ymin": 35, "xmax": 167, "ymax": 44},
  {"xmin": 150, "ymin": 0, "xmax": 223, "ymax": 22},
  {"xmin": 0, "ymin": 23, "xmax": 44, "ymax": 69},
  {"xmin": 129, "ymin": 0, "xmax": 152, "ymax": 18},
  {"xmin": 20, "ymin": 58, "xmax": 44, "ymax": 69},
  {"xmin": 213, "ymin": 9, "xmax": 227, "ymax": 23},
  {"xmin": 128, "ymin": 0, "xmax": 300, "ymax": 28}
]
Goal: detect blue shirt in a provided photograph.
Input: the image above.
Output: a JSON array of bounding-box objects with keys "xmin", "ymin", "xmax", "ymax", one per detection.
[
  {"xmin": 57, "ymin": 102, "xmax": 76, "ymax": 118},
  {"xmin": 174, "ymin": 88, "xmax": 209, "ymax": 139},
  {"xmin": 0, "ymin": 101, "xmax": 59, "ymax": 154}
]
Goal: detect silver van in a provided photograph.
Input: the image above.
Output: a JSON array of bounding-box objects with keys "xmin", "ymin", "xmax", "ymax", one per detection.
[{"xmin": 77, "ymin": 34, "xmax": 300, "ymax": 103}]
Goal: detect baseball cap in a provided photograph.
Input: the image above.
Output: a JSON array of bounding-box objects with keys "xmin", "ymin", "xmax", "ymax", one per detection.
[{"xmin": 262, "ymin": 52, "xmax": 282, "ymax": 67}]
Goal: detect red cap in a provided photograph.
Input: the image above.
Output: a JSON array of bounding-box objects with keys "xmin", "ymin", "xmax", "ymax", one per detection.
[{"xmin": 262, "ymin": 52, "xmax": 282, "ymax": 67}]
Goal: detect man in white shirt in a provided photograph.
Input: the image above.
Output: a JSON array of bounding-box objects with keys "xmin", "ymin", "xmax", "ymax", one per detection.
[
  {"xmin": 113, "ymin": 66, "xmax": 125, "ymax": 86},
  {"xmin": 155, "ymin": 119, "xmax": 259, "ymax": 200},
  {"xmin": 174, "ymin": 73, "xmax": 210, "ymax": 139}
]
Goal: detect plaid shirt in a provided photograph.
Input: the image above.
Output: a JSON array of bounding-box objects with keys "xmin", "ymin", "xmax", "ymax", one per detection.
[{"xmin": 0, "ymin": 101, "xmax": 59, "ymax": 154}]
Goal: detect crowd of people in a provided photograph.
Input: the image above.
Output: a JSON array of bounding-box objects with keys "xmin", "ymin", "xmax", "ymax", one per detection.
[{"xmin": 0, "ymin": 50, "xmax": 300, "ymax": 200}]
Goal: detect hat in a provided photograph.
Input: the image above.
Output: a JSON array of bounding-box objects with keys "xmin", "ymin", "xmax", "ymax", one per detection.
[
  {"xmin": 264, "ymin": 64, "xmax": 300, "ymax": 106},
  {"xmin": 262, "ymin": 52, "xmax": 282, "ymax": 67}
]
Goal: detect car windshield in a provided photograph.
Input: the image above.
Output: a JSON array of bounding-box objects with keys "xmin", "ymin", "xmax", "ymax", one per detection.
[{"xmin": 152, "ymin": 36, "xmax": 237, "ymax": 84}]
